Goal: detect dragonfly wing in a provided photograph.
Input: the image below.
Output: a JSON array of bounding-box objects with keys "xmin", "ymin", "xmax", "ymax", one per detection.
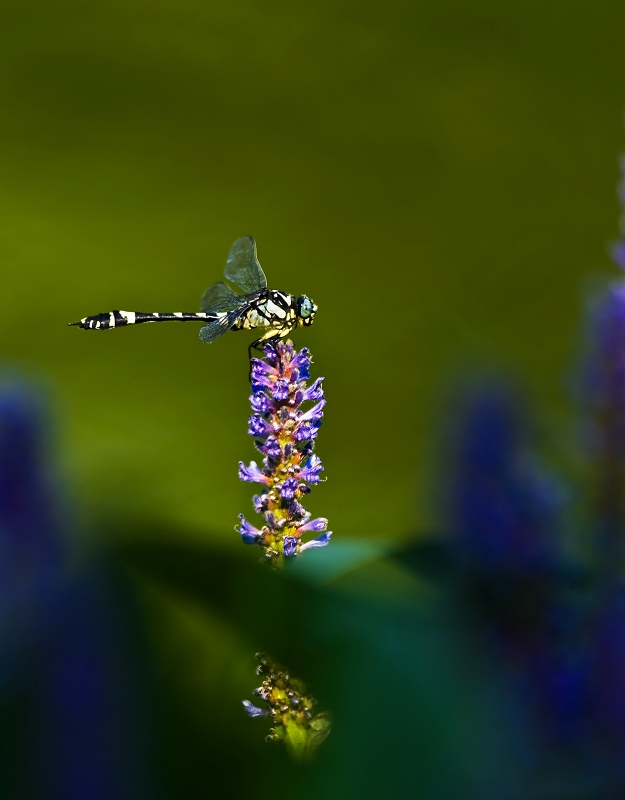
[
  {"xmin": 199, "ymin": 312, "xmax": 238, "ymax": 344},
  {"xmin": 200, "ymin": 281, "xmax": 247, "ymax": 313},
  {"xmin": 224, "ymin": 236, "xmax": 267, "ymax": 294}
]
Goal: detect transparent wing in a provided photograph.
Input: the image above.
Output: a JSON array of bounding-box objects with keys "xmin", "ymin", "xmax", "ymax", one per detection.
[
  {"xmin": 224, "ymin": 236, "xmax": 267, "ymax": 294},
  {"xmin": 199, "ymin": 313, "xmax": 237, "ymax": 344},
  {"xmin": 200, "ymin": 281, "xmax": 248, "ymax": 313}
]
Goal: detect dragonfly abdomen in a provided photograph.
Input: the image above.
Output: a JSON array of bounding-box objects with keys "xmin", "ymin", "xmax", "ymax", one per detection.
[{"xmin": 69, "ymin": 310, "xmax": 214, "ymax": 330}]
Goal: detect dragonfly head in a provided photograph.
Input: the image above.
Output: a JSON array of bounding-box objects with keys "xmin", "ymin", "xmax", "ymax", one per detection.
[{"xmin": 296, "ymin": 295, "xmax": 317, "ymax": 327}]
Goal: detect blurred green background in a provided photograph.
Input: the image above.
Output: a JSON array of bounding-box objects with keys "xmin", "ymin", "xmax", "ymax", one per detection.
[{"xmin": 1, "ymin": 0, "xmax": 625, "ymax": 797}]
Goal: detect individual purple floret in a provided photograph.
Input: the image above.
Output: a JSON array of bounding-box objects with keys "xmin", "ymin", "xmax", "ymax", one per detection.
[
  {"xmin": 299, "ymin": 454, "xmax": 324, "ymax": 484},
  {"xmin": 237, "ymin": 515, "xmax": 262, "ymax": 544},
  {"xmin": 235, "ymin": 340, "xmax": 332, "ymax": 566},
  {"xmin": 300, "ymin": 532, "xmax": 332, "ymax": 551},
  {"xmin": 282, "ymin": 536, "xmax": 298, "ymax": 557},
  {"xmin": 242, "ymin": 700, "xmax": 270, "ymax": 718},
  {"xmin": 238, "ymin": 460, "xmax": 271, "ymax": 486}
]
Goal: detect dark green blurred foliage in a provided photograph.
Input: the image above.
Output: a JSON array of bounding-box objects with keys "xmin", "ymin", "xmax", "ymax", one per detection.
[
  {"xmin": 119, "ymin": 533, "xmax": 531, "ymax": 800},
  {"xmin": 1, "ymin": 0, "xmax": 625, "ymax": 798}
]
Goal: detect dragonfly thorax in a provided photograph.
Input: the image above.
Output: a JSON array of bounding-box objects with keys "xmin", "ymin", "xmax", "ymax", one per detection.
[{"xmin": 232, "ymin": 290, "xmax": 297, "ymax": 332}]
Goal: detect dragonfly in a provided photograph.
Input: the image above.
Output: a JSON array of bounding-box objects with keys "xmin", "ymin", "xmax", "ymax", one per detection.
[{"xmin": 69, "ymin": 236, "xmax": 318, "ymax": 368}]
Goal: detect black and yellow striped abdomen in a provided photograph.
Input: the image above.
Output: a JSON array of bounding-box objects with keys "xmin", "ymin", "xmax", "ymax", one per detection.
[{"xmin": 70, "ymin": 310, "xmax": 214, "ymax": 330}]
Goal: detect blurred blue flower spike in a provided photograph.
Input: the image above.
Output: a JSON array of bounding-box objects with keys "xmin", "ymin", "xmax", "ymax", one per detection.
[
  {"xmin": 237, "ymin": 340, "xmax": 331, "ymax": 567},
  {"xmin": 585, "ymin": 150, "xmax": 625, "ymax": 494},
  {"xmin": 582, "ymin": 160, "xmax": 625, "ymax": 771},
  {"xmin": 243, "ymin": 653, "xmax": 331, "ymax": 763},
  {"xmin": 584, "ymin": 281, "xmax": 625, "ymax": 572},
  {"xmin": 611, "ymin": 155, "xmax": 625, "ymax": 270},
  {"xmin": 448, "ymin": 386, "xmax": 593, "ymax": 757},
  {"xmin": 0, "ymin": 382, "xmax": 63, "ymax": 647},
  {"xmin": 590, "ymin": 584, "xmax": 625, "ymax": 770},
  {"xmin": 451, "ymin": 386, "xmax": 561, "ymax": 573},
  {"xmin": 0, "ymin": 381, "xmax": 151, "ymax": 799}
]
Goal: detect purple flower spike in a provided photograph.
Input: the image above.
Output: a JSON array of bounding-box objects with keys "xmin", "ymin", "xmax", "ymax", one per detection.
[
  {"xmin": 612, "ymin": 155, "xmax": 625, "ymax": 271},
  {"xmin": 300, "ymin": 532, "xmax": 332, "ymax": 551},
  {"xmin": 242, "ymin": 700, "xmax": 270, "ymax": 718},
  {"xmin": 236, "ymin": 340, "xmax": 332, "ymax": 566}
]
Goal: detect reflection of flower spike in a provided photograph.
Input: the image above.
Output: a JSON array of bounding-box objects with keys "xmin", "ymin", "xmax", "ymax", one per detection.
[
  {"xmin": 237, "ymin": 340, "xmax": 331, "ymax": 567},
  {"xmin": 243, "ymin": 653, "xmax": 331, "ymax": 763},
  {"xmin": 242, "ymin": 700, "xmax": 270, "ymax": 718}
]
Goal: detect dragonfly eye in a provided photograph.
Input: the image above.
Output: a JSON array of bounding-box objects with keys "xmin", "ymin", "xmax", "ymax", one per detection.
[{"xmin": 297, "ymin": 296, "xmax": 316, "ymax": 320}]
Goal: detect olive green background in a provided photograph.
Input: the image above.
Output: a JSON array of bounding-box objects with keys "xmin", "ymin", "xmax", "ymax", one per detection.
[{"xmin": 1, "ymin": 0, "xmax": 623, "ymax": 545}]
